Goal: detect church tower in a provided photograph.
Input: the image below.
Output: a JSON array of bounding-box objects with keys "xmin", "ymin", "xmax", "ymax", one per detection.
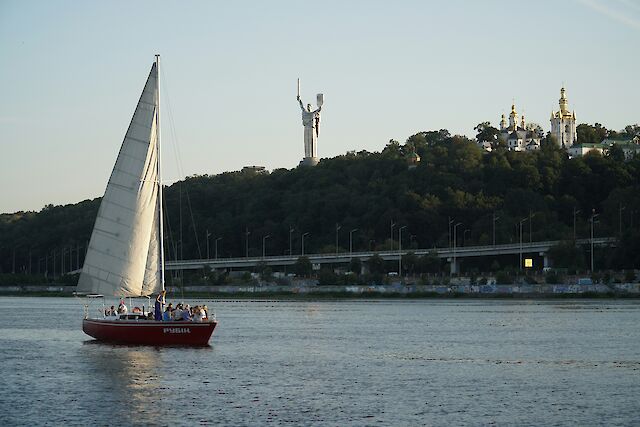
[
  {"xmin": 508, "ymin": 104, "xmax": 518, "ymax": 130},
  {"xmin": 550, "ymin": 87, "xmax": 577, "ymax": 148}
]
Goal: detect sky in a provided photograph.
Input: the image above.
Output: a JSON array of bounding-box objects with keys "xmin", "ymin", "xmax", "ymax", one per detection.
[{"xmin": 1, "ymin": 0, "xmax": 639, "ymax": 213}]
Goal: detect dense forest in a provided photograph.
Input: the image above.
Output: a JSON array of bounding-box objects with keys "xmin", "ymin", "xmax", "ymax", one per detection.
[{"xmin": 2, "ymin": 123, "xmax": 640, "ymax": 279}]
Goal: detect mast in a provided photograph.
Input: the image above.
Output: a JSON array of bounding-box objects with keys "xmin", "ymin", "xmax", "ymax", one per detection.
[{"xmin": 156, "ymin": 54, "xmax": 166, "ymax": 291}]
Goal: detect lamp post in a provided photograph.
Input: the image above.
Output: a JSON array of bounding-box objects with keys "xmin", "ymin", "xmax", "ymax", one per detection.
[
  {"xmin": 302, "ymin": 232, "xmax": 309, "ymax": 256},
  {"xmin": 349, "ymin": 229, "xmax": 358, "ymax": 256},
  {"xmin": 215, "ymin": 237, "xmax": 222, "ymax": 259},
  {"xmin": 335, "ymin": 223, "xmax": 341, "ymax": 255},
  {"xmin": 519, "ymin": 217, "xmax": 529, "ymax": 270},
  {"xmin": 245, "ymin": 227, "xmax": 250, "ymax": 258},
  {"xmin": 452, "ymin": 222, "xmax": 462, "ymax": 275},
  {"xmin": 206, "ymin": 229, "xmax": 211, "ymax": 259},
  {"xmin": 390, "ymin": 220, "xmax": 396, "ymax": 251},
  {"xmin": 398, "ymin": 225, "xmax": 407, "ymax": 276},
  {"xmin": 590, "ymin": 209, "xmax": 599, "ymax": 272},
  {"xmin": 573, "ymin": 207, "xmax": 581, "ymax": 241},
  {"xmin": 262, "ymin": 235, "xmax": 271, "ymax": 258},
  {"xmin": 492, "ymin": 213, "xmax": 499, "ymax": 246},
  {"xmin": 289, "ymin": 226, "xmax": 295, "ymax": 256}
]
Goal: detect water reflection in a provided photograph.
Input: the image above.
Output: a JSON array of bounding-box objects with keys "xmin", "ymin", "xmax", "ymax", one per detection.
[{"xmin": 80, "ymin": 342, "xmax": 165, "ymax": 424}]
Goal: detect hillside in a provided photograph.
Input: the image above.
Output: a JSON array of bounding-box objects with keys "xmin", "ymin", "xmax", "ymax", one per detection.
[{"xmin": 2, "ymin": 129, "xmax": 640, "ymax": 276}]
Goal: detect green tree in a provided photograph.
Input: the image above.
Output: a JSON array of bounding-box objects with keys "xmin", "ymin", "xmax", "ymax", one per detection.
[{"xmin": 294, "ymin": 256, "xmax": 312, "ymax": 277}]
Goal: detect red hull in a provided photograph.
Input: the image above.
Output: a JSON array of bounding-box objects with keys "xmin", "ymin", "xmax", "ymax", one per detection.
[{"xmin": 82, "ymin": 318, "xmax": 217, "ymax": 346}]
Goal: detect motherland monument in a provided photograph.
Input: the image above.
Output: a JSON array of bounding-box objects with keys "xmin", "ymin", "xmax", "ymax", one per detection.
[{"xmin": 297, "ymin": 78, "xmax": 323, "ymax": 166}]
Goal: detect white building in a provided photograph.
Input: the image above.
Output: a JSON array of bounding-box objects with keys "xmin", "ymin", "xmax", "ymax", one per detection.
[
  {"xmin": 550, "ymin": 87, "xmax": 577, "ymax": 148},
  {"xmin": 498, "ymin": 104, "xmax": 542, "ymax": 151}
]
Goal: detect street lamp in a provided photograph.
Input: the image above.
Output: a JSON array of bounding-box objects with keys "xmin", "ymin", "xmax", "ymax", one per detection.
[
  {"xmin": 519, "ymin": 217, "xmax": 529, "ymax": 270},
  {"xmin": 335, "ymin": 223, "xmax": 341, "ymax": 255},
  {"xmin": 390, "ymin": 219, "xmax": 396, "ymax": 251},
  {"xmin": 448, "ymin": 217, "xmax": 454, "ymax": 248},
  {"xmin": 302, "ymin": 232, "xmax": 309, "ymax": 256},
  {"xmin": 590, "ymin": 209, "xmax": 599, "ymax": 272},
  {"xmin": 492, "ymin": 213, "xmax": 500, "ymax": 246},
  {"xmin": 349, "ymin": 229, "xmax": 358, "ymax": 256},
  {"xmin": 398, "ymin": 225, "xmax": 407, "ymax": 276},
  {"xmin": 289, "ymin": 226, "xmax": 295, "ymax": 256},
  {"xmin": 215, "ymin": 237, "xmax": 222, "ymax": 260},
  {"xmin": 206, "ymin": 229, "xmax": 211, "ymax": 259},
  {"xmin": 245, "ymin": 227, "xmax": 250, "ymax": 258},
  {"xmin": 262, "ymin": 235, "xmax": 271, "ymax": 258},
  {"xmin": 452, "ymin": 222, "xmax": 462, "ymax": 275}
]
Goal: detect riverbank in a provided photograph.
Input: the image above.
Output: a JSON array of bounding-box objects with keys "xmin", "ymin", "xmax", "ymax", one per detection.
[{"xmin": 2, "ymin": 282, "xmax": 639, "ymax": 298}]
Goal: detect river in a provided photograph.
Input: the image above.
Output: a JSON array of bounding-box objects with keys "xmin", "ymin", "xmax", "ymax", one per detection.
[{"xmin": 1, "ymin": 297, "xmax": 639, "ymax": 426}]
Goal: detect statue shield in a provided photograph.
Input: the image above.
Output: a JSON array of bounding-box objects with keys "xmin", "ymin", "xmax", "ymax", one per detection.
[{"xmin": 316, "ymin": 93, "xmax": 324, "ymax": 108}]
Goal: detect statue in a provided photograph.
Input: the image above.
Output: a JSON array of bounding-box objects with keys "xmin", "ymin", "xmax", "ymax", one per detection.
[{"xmin": 297, "ymin": 79, "xmax": 322, "ymax": 166}]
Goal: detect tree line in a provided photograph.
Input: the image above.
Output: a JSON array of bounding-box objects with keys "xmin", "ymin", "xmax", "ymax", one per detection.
[{"xmin": 1, "ymin": 124, "xmax": 640, "ymax": 279}]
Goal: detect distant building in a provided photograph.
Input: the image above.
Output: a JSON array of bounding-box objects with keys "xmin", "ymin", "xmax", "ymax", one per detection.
[
  {"xmin": 241, "ymin": 165, "xmax": 268, "ymax": 174},
  {"xmin": 550, "ymin": 87, "xmax": 577, "ymax": 148},
  {"xmin": 568, "ymin": 138, "xmax": 640, "ymax": 159},
  {"xmin": 498, "ymin": 104, "xmax": 542, "ymax": 151},
  {"xmin": 406, "ymin": 150, "xmax": 421, "ymax": 169},
  {"xmin": 567, "ymin": 143, "xmax": 606, "ymax": 158}
]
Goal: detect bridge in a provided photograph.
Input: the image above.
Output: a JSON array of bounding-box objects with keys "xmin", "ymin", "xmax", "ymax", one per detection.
[{"xmin": 165, "ymin": 237, "xmax": 615, "ymax": 274}]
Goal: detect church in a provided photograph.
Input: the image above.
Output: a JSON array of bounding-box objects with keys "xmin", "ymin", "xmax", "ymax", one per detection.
[
  {"xmin": 497, "ymin": 104, "xmax": 542, "ymax": 151},
  {"xmin": 550, "ymin": 87, "xmax": 577, "ymax": 148}
]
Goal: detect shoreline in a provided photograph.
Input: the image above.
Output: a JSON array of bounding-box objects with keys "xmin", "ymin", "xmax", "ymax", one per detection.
[{"xmin": 1, "ymin": 285, "xmax": 639, "ymax": 300}]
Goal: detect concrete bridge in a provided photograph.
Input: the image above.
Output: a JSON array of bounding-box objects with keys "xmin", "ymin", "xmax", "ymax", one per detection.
[{"xmin": 165, "ymin": 237, "xmax": 615, "ymax": 273}]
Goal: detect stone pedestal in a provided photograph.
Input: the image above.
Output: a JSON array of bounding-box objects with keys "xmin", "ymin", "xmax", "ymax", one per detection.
[{"xmin": 299, "ymin": 157, "xmax": 319, "ymax": 167}]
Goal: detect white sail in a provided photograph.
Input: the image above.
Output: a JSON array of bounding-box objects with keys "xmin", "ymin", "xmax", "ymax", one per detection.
[{"xmin": 77, "ymin": 63, "xmax": 162, "ymax": 297}]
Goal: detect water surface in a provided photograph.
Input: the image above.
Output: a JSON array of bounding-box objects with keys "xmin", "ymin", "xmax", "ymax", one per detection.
[{"xmin": 1, "ymin": 297, "xmax": 639, "ymax": 426}]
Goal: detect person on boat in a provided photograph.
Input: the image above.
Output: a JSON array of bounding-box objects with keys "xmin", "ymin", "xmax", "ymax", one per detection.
[
  {"xmin": 202, "ymin": 305, "xmax": 209, "ymax": 319},
  {"xmin": 192, "ymin": 306, "xmax": 204, "ymax": 322},
  {"xmin": 118, "ymin": 300, "xmax": 128, "ymax": 315},
  {"xmin": 132, "ymin": 306, "xmax": 142, "ymax": 314},
  {"xmin": 173, "ymin": 303, "xmax": 183, "ymax": 321},
  {"xmin": 162, "ymin": 303, "xmax": 173, "ymax": 321},
  {"xmin": 181, "ymin": 304, "xmax": 192, "ymax": 321},
  {"xmin": 154, "ymin": 290, "xmax": 166, "ymax": 321}
]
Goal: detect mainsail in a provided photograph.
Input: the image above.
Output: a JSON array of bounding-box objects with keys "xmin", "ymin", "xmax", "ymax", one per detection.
[{"xmin": 77, "ymin": 63, "xmax": 162, "ymax": 297}]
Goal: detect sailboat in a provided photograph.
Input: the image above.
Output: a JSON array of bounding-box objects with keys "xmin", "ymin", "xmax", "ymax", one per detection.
[{"xmin": 77, "ymin": 56, "xmax": 217, "ymax": 345}]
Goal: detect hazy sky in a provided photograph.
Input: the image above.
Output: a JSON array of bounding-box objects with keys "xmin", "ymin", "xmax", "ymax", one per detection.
[{"xmin": 1, "ymin": 0, "xmax": 639, "ymax": 213}]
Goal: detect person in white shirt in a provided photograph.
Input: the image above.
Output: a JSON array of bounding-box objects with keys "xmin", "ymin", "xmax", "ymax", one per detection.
[{"xmin": 117, "ymin": 301, "xmax": 128, "ymax": 315}]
